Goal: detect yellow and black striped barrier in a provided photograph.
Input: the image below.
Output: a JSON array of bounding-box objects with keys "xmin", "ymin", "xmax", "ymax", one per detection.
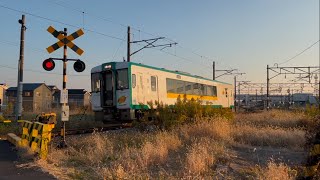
[
  {"xmin": 30, "ymin": 122, "xmax": 55, "ymax": 159},
  {"xmin": 0, "ymin": 120, "xmax": 11, "ymax": 123},
  {"xmin": 21, "ymin": 120, "xmax": 33, "ymax": 146},
  {"xmin": 7, "ymin": 120, "xmax": 55, "ymax": 159}
]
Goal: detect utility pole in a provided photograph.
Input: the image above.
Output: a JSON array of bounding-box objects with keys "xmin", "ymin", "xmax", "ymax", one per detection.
[
  {"xmin": 215, "ymin": 67, "xmax": 244, "ymax": 112},
  {"xmin": 127, "ymin": 26, "xmax": 177, "ymax": 62},
  {"xmin": 234, "ymin": 76, "xmax": 236, "ymax": 112},
  {"xmin": 237, "ymin": 80, "xmax": 250, "ymax": 111},
  {"xmin": 267, "ymin": 65, "xmax": 269, "ymax": 110},
  {"xmin": 233, "ymin": 73, "xmax": 245, "ymax": 112},
  {"xmin": 238, "ymin": 82, "xmax": 241, "ymax": 111},
  {"xmin": 127, "ymin": 26, "xmax": 131, "ymax": 62},
  {"xmin": 266, "ymin": 65, "xmax": 319, "ymax": 110},
  {"xmin": 16, "ymin": 15, "xmax": 26, "ymax": 120},
  {"xmin": 213, "ymin": 61, "xmax": 215, "ymax": 80}
]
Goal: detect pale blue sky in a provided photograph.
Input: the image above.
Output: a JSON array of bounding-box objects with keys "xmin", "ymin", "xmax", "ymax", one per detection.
[{"xmin": 0, "ymin": 0, "xmax": 319, "ymax": 91}]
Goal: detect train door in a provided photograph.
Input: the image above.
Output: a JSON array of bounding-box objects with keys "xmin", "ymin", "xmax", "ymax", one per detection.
[
  {"xmin": 225, "ymin": 88, "xmax": 229, "ymax": 107},
  {"xmin": 103, "ymin": 71, "xmax": 114, "ymax": 107},
  {"xmin": 150, "ymin": 75, "xmax": 159, "ymax": 104},
  {"xmin": 230, "ymin": 89, "xmax": 233, "ymax": 107},
  {"xmin": 137, "ymin": 73, "xmax": 145, "ymax": 104}
]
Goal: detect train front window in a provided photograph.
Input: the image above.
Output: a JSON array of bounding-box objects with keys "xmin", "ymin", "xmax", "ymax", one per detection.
[
  {"xmin": 91, "ymin": 73, "xmax": 101, "ymax": 92},
  {"xmin": 116, "ymin": 69, "xmax": 129, "ymax": 90}
]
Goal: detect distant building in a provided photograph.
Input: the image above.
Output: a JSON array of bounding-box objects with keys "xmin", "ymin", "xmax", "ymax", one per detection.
[
  {"xmin": 48, "ymin": 85, "xmax": 60, "ymax": 108},
  {"xmin": 293, "ymin": 93, "xmax": 318, "ymax": 106},
  {"xmin": 68, "ymin": 89, "xmax": 90, "ymax": 108},
  {"xmin": 6, "ymin": 83, "xmax": 52, "ymax": 112},
  {"xmin": 237, "ymin": 93, "xmax": 319, "ymax": 109},
  {"xmin": 0, "ymin": 84, "xmax": 8, "ymax": 106}
]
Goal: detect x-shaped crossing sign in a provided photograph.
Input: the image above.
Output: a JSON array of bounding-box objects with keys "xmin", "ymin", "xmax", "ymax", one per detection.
[{"xmin": 46, "ymin": 26, "xmax": 84, "ymax": 56}]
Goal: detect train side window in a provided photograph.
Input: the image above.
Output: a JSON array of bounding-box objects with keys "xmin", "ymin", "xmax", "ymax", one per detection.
[
  {"xmin": 206, "ymin": 86, "xmax": 213, "ymax": 96},
  {"xmin": 199, "ymin": 84, "xmax": 205, "ymax": 96},
  {"xmin": 185, "ymin": 82, "xmax": 192, "ymax": 95},
  {"xmin": 166, "ymin": 78, "xmax": 176, "ymax": 93},
  {"xmin": 205, "ymin": 85, "xmax": 217, "ymax": 96},
  {"xmin": 193, "ymin": 83, "xmax": 199, "ymax": 95},
  {"xmin": 176, "ymin": 80, "xmax": 185, "ymax": 93},
  {"xmin": 91, "ymin": 73, "xmax": 101, "ymax": 92},
  {"xmin": 132, "ymin": 74, "xmax": 136, "ymax": 88},
  {"xmin": 116, "ymin": 69, "xmax": 129, "ymax": 90},
  {"xmin": 212, "ymin": 86, "xmax": 217, "ymax": 96},
  {"xmin": 151, "ymin": 76, "xmax": 156, "ymax": 91}
]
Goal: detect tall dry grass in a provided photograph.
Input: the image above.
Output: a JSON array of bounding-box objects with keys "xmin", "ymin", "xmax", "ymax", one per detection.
[
  {"xmin": 255, "ymin": 159, "xmax": 297, "ymax": 180},
  {"xmin": 36, "ymin": 110, "xmax": 309, "ymax": 179},
  {"xmin": 233, "ymin": 125, "xmax": 305, "ymax": 150},
  {"xmin": 42, "ymin": 119, "xmax": 231, "ymax": 179},
  {"xmin": 235, "ymin": 110, "xmax": 309, "ymax": 129},
  {"xmin": 232, "ymin": 110, "xmax": 308, "ymax": 151}
]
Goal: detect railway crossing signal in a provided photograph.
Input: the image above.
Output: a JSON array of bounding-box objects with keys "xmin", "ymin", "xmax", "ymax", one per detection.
[
  {"xmin": 42, "ymin": 58, "xmax": 55, "ymax": 71},
  {"xmin": 44, "ymin": 26, "xmax": 85, "ymax": 148},
  {"xmin": 46, "ymin": 26, "xmax": 84, "ymax": 55},
  {"xmin": 73, "ymin": 60, "xmax": 86, "ymax": 72}
]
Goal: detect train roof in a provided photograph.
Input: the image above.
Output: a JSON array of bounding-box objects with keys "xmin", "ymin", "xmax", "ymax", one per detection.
[{"xmin": 93, "ymin": 61, "xmax": 232, "ymax": 85}]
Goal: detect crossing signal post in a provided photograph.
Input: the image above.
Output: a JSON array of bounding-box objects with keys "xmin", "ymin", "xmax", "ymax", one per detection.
[{"xmin": 44, "ymin": 26, "xmax": 85, "ymax": 148}]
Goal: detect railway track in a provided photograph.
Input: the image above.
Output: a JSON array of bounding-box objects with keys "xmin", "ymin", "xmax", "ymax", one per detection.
[{"xmin": 51, "ymin": 123, "xmax": 132, "ymax": 136}]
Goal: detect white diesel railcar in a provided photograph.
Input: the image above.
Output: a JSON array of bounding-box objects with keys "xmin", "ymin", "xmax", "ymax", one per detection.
[{"xmin": 91, "ymin": 61, "xmax": 234, "ymax": 122}]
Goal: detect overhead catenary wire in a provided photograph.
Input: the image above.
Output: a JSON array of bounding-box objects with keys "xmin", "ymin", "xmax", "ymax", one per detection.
[
  {"xmin": 278, "ymin": 40, "xmax": 319, "ymax": 65},
  {"xmin": 0, "ymin": 4, "xmax": 125, "ymax": 41},
  {"xmin": 44, "ymin": 0, "xmax": 224, "ymax": 68},
  {"xmin": 0, "ymin": 3, "xmax": 224, "ymax": 76}
]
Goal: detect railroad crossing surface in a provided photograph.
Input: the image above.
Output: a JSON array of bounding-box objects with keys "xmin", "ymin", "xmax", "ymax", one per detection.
[{"xmin": 0, "ymin": 140, "xmax": 55, "ymax": 180}]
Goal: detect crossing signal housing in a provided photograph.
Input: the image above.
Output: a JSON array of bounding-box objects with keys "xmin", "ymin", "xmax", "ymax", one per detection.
[
  {"xmin": 73, "ymin": 60, "xmax": 85, "ymax": 72},
  {"xmin": 43, "ymin": 58, "xmax": 55, "ymax": 71}
]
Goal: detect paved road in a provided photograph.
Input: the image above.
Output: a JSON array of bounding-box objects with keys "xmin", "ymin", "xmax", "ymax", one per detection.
[{"xmin": 0, "ymin": 140, "xmax": 56, "ymax": 180}]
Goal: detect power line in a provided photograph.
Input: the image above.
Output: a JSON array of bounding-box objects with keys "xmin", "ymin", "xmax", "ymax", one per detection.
[
  {"xmin": 0, "ymin": 63, "xmax": 90, "ymax": 76},
  {"xmin": 0, "ymin": 3, "xmax": 217, "ymax": 75},
  {"xmin": 45, "ymin": 0, "xmax": 221, "ymax": 67},
  {"xmin": 0, "ymin": 4, "xmax": 125, "ymax": 41},
  {"xmin": 278, "ymin": 40, "xmax": 319, "ymax": 65},
  {"xmin": 0, "ymin": 39, "xmax": 47, "ymax": 54}
]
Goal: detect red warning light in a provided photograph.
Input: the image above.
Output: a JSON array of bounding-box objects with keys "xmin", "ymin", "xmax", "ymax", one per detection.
[{"xmin": 42, "ymin": 58, "xmax": 55, "ymax": 71}]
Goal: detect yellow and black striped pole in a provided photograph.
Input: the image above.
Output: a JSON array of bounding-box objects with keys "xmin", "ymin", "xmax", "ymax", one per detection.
[{"xmin": 59, "ymin": 28, "xmax": 68, "ymax": 148}]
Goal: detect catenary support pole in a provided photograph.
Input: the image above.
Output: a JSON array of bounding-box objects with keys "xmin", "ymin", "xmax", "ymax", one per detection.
[
  {"xmin": 213, "ymin": 61, "xmax": 215, "ymax": 80},
  {"xmin": 238, "ymin": 82, "xmax": 241, "ymax": 111},
  {"xmin": 16, "ymin": 15, "xmax": 26, "ymax": 120},
  {"xmin": 234, "ymin": 76, "xmax": 237, "ymax": 112},
  {"xmin": 267, "ymin": 65, "xmax": 269, "ymax": 110},
  {"xmin": 127, "ymin": 26, "xmax": 131, "ymax": 62}
]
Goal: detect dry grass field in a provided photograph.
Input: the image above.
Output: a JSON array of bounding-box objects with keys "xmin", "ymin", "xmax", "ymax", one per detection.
[{"xmin": 33, "ymin": 110, "xmax": 313, "ymax": 179}]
